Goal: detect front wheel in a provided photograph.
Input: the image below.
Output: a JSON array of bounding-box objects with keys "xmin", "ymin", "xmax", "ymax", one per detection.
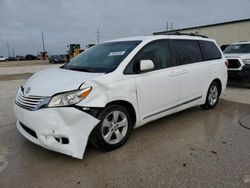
[
  {"xmin": 201, "ymin": 81, "xmax": 220, "ymax": 110},
  {"xmin": 89, "ymin": 104, "xmax": 133, "ymax": 151}
]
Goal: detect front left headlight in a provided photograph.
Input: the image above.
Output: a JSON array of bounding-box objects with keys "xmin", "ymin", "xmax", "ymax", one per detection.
[
  {"xmin": 243, "ymin": 59, "xmax": 250, "ymax": 64},
  {"xmin": 48, "ymin": 87, "xmax": 92, "ymax": 107}
]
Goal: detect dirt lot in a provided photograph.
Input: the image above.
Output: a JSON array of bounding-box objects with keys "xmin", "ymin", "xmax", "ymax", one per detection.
[
  {"xmin": 0, "ymin": 60, "xmax": 49, "ymax": 67},
  {"xmin": 0, "ymin": 61, "xmax": 250, "ymax": 188}
]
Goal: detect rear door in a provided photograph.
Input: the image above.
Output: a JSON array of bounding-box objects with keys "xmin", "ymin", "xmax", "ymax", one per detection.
[{"xmin": 170, "ymin": 39, "xmax": 209, "ymax": 104}]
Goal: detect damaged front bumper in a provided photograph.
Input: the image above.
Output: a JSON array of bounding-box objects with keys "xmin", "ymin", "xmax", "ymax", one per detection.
[{"xmin": 14, "ymin": 103, "xmax": 100, "ymax": 159}]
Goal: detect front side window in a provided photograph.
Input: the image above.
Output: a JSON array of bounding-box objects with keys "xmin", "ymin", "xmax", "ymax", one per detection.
[
  {"xmin": 124, "ymin": 40, "xmax": 173, "ymax": 74},
  {"xmin": 63, "ymin": 41, "xmax": 141, "ymax": 73},
  {"xmin": 171, "ymin": 40, "xmax": 203, "ymax": 65},
  {"xmin": 224, "ymin": 44, "xmax": 250, "ymax": 54}
]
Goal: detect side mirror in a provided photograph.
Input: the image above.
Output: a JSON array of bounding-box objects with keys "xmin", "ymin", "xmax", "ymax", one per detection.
[{"xmin": 139, "ymin": 60, "xmax": 154, "ymax": 72}]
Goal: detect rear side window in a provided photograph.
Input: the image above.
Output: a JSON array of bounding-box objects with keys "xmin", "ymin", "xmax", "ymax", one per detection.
[
  {"xmin": 171, "ymin": 40, "xmax": 203, "ymax": 66},
  {"xmin": 199, "ymin": 41, "xmax": 222, "ymax": 60}
]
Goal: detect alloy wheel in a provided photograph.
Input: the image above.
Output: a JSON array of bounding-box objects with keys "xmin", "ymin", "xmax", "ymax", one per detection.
[
  {"xmin": 208, "ymin": 85, "xmax": 219, "ymax": 106},
  {"xmin": 101, "ymin": 111, "xmax": 128, "ymax": 144}
]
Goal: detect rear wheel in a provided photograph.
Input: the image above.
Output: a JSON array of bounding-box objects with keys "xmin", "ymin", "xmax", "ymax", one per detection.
[
  {"xmin": 89, "ymin": 104, "xmax": 133, "ymax": 151},
  {"xmin": 201, "ymin": 81, "xmax": 220, "ymax": 110}
]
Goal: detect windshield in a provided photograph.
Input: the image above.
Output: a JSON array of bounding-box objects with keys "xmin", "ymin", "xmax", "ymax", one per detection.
[
  {"xmin": 63, "ymin": 41, "xmax": 141, "ymax": 73},
  {"xmin": 224, "ymin": 44, "xmax": 250, "ymax": 54}
]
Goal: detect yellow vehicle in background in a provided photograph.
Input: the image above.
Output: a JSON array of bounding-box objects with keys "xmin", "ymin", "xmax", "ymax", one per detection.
[{"xmin": 66, "ymin": 44, "xmax": 84, "ymax": 61}]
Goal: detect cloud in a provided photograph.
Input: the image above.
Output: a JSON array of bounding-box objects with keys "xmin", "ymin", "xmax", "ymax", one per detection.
[{"xmin": 0, "ymin": 0, "xmax": 249, "ymax": 56}]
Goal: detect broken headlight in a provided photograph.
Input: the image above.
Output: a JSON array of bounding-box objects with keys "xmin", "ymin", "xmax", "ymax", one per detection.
[{"xmin": 48, "ymin": 87, "xmax": 92, "ymax": 107}]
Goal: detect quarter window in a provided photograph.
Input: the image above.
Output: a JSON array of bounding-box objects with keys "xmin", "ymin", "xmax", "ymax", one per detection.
[
  {"xmin": 199, "ymin": 41, "xmax": 222, "ymax": 60},
  {"xmin": 171, "ymin": 40, "xmax": 203, "ymax": 65}
]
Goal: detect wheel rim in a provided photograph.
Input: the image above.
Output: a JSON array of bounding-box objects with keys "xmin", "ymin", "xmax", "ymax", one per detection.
[
  {"xmin": 101, "ymin": 111, "xmax": 128, "ymax": 144},
  {"xmin": 208, "ymin": 85, "xmax": 219, "ymax": 106}
]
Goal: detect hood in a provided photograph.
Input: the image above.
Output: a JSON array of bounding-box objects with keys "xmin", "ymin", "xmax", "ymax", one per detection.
[
  {"xmin": 23, "ymin": 67, "xmax": 104, "ymax": 96},
  {"xmin": 224, "ymin": 53, "xmax": 250, "ymax": 59}
]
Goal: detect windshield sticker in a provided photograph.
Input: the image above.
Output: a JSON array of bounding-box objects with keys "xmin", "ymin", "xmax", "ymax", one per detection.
[{"xmin": 108, "ymin": 51, "xmax": 126, "ymax": 56}]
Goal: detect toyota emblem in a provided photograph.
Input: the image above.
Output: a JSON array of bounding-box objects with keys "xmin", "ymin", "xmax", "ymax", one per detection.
[{"xmin": 25, "ymin": 87, "xmax": 31, "ymax": 94}]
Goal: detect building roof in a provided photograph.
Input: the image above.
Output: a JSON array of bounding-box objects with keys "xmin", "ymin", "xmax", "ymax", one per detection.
[{"xmin": 154, "ymin": 18, "xmax": 250, "ymax": 35}]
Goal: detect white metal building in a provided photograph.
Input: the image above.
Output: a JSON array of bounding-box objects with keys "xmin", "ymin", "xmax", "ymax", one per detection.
[{"xmin": 154, "ymin": 18, "xmax": 250, "ymax": 46}]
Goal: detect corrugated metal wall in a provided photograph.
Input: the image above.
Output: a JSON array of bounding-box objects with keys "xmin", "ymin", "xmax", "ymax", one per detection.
[{"xmin": 177, "ymin": 21, "xmax": 250, "ymax": 46}]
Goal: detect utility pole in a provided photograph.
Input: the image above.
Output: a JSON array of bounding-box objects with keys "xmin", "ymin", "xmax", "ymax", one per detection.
[
  {"xmin": 97, "ymin": 28, "xmax": 100, "ymax": 44},
  {"xmin": 42, "ymin": 31, "xmax": 46, "ymax": 52},
  {"xmin": 170, "ymin": 22, "xmax": 173, "ymax": 31},
  {"xmin": 12, "ymin": 48, "xmax": 15, "ymax": 57},
  {"xmin": 166, "ymin": 22, "xmax": 174, "ymax": 31},
  {"xmin": 6, "ymin": 42, "xmax": 11, "ymax": 57}
]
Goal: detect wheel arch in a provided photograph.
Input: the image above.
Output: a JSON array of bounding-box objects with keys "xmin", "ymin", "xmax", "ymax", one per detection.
[
  {"xmin": 212, "ymin": 78, "xmax": 222, "ymax": 95},
  {"xmin": 105, "ymin": 100, "xmax": 137, "ymax": 127}
]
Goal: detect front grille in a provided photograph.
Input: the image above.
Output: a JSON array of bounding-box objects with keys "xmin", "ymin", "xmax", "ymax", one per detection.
[
  {"xmin": 20, "ymin": 122, "xmax": 37, "ymax": 138},
  {"xmin": 228, "ymin": 59, "xmax": 241, "ymax": 69},
  {"xmin": 16, "ymin": 90, "xmax": 48, "ymax": 110}
]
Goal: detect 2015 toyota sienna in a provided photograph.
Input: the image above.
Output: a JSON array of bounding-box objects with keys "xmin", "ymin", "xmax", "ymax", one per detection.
[{"xmin": 14, "ymin": 35, "xmax": 228, "ymax": 159}]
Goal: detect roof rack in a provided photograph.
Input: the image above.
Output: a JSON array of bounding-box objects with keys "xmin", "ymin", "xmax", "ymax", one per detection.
[{"xmin": 155, "ymin": 31, "xmax": 208, "ymax": 38}]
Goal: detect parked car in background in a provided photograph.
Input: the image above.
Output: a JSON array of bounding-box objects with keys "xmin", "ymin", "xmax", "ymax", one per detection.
[
  {"xmin": 14, "ymin": 35, "xmax": 227, "ymax": 159},
  {"xmin": 25, "ymin": 54, "xmax": 38, "ymax": 60},
  {"xmin": 0, "ymin": 56, "xmax": 8, "ymax": 62},
  {"xmin": 49, "ymin": 55, "xmax": 66, "ymax": 64},
  {"xmin": 220, "ymin": 44, "xmax": 229, "ymax": 51},
  {"xmin": 16, "ymin": 56, "xmax": 26, "ymax": 61},
  {"xmin": 8, "ymin": 57, "xmax": 18, "ymax": 61},
  {"xmin": 224, "ymin": 41, "xmax": 250, "ymax": 87}
]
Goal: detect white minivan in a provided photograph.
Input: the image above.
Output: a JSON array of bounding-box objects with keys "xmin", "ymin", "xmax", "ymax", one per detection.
[{"xmin": 14, "ymin": 35, "xmax": 228, "ymax": 159}]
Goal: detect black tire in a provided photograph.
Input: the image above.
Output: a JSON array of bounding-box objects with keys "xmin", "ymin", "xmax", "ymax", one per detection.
[
  {"xmin": 201, "ymin": 81, "xmax": 220, "ymax": 110},
  {"xmin": 89, "ymin": 104, "xmax": 133, "ymax": 151}
]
